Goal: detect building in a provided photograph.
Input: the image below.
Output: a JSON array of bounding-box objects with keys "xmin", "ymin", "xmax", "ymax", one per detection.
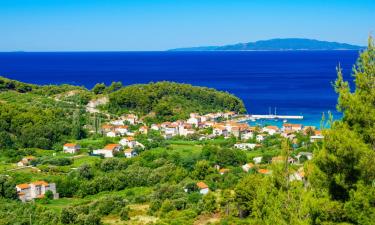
[
  {"xmin": 256, "ymin": 134, "xmax": 265, "ymax": 142},
  {"xmin": 17, "ymin": 156, "xmax": 36, "ymax": 167},
  {"xmin": 139, "ymin": 126, "xmax": 148, "ymax": 134},
  {"xmin": 93, "ymin": 144, "xmax": 122, "ymax": 158},
  {"xmin": 234, "ymin": 143, "xmax": 257, "ymax": 150},
  {"xmin": 151, "ymin": 124, "xmax": 160, "ymax": 131},
  {"xmin": 283, "ymin": 123, "xmax": 303, "ymax": 132},
  {"xmin": 310, "ymin": 134, "xmax": 324, "ymax": 142},
  {"xmin": 115, "ymin": 125, "xmax": 129, "ymax": 136},
  {"xmin": 213, "ymin": 124, "xmax": 228, "ymax": 136},
  {"xmin": 197, "ymin": 182, "xmax": 209, "ymax": 195},
  {"xmin": 253, "ymin": 156, "xmax": 263, "ymax": 164},
  {"xmin": 296, "ymin": 152, "xmax": 313, "ymax": 163},
  {"xmin": 63, "ymin": 143, "xmax": 80, "ymax": 154},
  {"xmin": 16, "ymin": 181, "xmax": 59, "ymax": 202},
  {"xmin": 258, "ymin": 169, "xmax": 271, "ymax": 175},
  {"xmin": 124, "ymin": 148, "xmax": 137, "ymax": 158},
  {"xmin": 241, "ymin": 132, "xmax": 254, "ymax": 140},
  {"xmin": 262, "ymin": 126, "xmax": 279, "ymax": 135},
  {"xmin": 219, "ymin": 168, "xmax": 230, "ymax": 175},
  {"xmin": 119, "ymin": 137, "xmax": 137, "ymax": 148},
  {"xmin": 242, "ymin": 163, "xmax": 254, "ymax": 172},
  {"xmin": 124, "ymin": 114, "xmax": 138, "ymax": 125}
]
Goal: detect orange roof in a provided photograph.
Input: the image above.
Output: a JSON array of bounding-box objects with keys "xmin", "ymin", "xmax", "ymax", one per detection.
[
  {"xmin": 246, "ymin": 163, "xmax": 254, "ymax": 168},
  {"xmin": 102, "ymin": 124, "xmax": 113, "ymax": 129},
  {"xmin": 258, "ymin": 169, "xmax": 270, "ymax": 174},
  {"xmin": 315, "ymin": 130, "xmax": 322, "ymax": 135},
  {"xmin": 197, "ymin": 182, "xmax": 208, "ymax": 189},
  {"xmin": 16, "ymin": 183, "xmax": 30, "ymax": 189},
  {"xmin": 103, "ymin": 144, "xmax": 120, "ymax": 150},
  {"xmin": 126, "ymin": 137, "xmax": 135, "ymax": 141},
  {"xmin": 117, "ymin": 125, "xmax": 128, "ymax": 129},
  {"xmin": 265, "ymin": 126, "xmax": 279, "ymax": 130},
  {"xmin": 64, "ymin": 143, "xmax": 77, "ymax": 147},
  {"xmin": 219, "ymin": 168, "xmax": 230, "ymax": 173},
  {"xmin": 283, "ymin": 123, "xmax": 302, "ymax": 128},
  {"xmin": 32, "ymin": 181, "xmax": 49, "ymax": 186}
]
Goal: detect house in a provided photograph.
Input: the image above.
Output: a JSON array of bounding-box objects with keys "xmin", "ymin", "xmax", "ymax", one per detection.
[
  {"xmin": 151, "ymin": 124, "xmax": 160, "ymax": 131},
  {"xmin": 219, "ymin": 168, "xmax": 230, "ymax": 175},
  {"xmin": 119, "ymin": 137, "xmax": 137, "ymax": 148},
  {"xmin": 289, "ymin": 167, "xmax": 305, "ymax": 182},
  {"xmin": 124, "ymin": 114, "xmax": 138, "ymax": 125},
  {"xmin": 106, "ymin": 131, "xmax": 118, "ymax": 137},
  {"xmin": 272, "ymin": 156, "xmax": 295, "ymax": 164},
  {"xmin": 93, "ymin": 144, "xmax": 122, "ymax": 158},
  {"xmin": 241, "ymin": 131, "xmax": 254, "ymax": 140},
  {"xmin": 115, "ymin": 125, "xmax": 129, "ymax": 136},
  {"xmin": 110, "ymin": 119, "xmax": 124, "ymax": 126},
  {"xmin": 197, "ymin": 182, "xmax": 209, "ymax": 195},
  {"xmin": 296, "ymin": 152, "xmax": 313, "ymax": 163},
  {"xmin": 17, "ymin": 156, "xmax": 36, "ymax": 167},
  {"xmin": 242, "ymin": 163, "xmax": 254, "ymax": 172},
  {"xmin": 310, "ymin": 134, "xmax": 324, "ymax": 142},
  {"xmin": 101, "ymin": 124, "xmax": 114, "ymax": 133},
  {"xmin": 178, "ymin": 124, "xmax": 195, "ymax": 136},
  {"xmin": 262, "ymin": 126, "xmax": 279, "ymax": 135},
  {"xmin": 283, "ymin": 123, "xmax": 303, "ymax": 132},
  {"xmin": 234, "ymin": 143, "xmax": 257, "ymax": 150},
  {"xmin": 223, "ymin": 111, "xmax": 236, "ymax": 119},
  {"xmin": 213, "ymin": 124, "xmax": 228, "ymax": 136},
  {"xmin": 253, "ymin": 156, "xmax": 263, "ymax": 164},
  {"xmin": 256, "ymin": 134, "xmax": 265, "ymax": 142},
  {"xmin": 16, "ymin": 181, "xmax": 59, "ymax": 202},
  {"xmin": 187, "ymin": 113, "xmax": 201, "ymax": 127},
  {"xmin": 124, "ymin": 148, "xmax": 137, "ymax": 158},
  {"xmin": 63, "ymin": 143, "xmax": 80, "ymax": 154},
  {"xmin": 164, "ymin": 124, "xmax": 179, "ymax": 138},
  {"xmin": 139, "ymin": 126, "xmax": 148, "ymax": 134}
]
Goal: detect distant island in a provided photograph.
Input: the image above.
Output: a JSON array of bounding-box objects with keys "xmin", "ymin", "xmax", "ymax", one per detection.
[{"xmin": 169, "ymin": 38, "xmax": 364, "ymax": 51}]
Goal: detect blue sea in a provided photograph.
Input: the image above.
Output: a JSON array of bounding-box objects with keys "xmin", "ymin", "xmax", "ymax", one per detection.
[{"xmin": 0, "ymin": 51, "xmax": 359, "ymax": 127}]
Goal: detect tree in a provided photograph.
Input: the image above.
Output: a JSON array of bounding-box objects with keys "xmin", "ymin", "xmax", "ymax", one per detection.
[
  {"xmin": 92, "ymin": 83, "xmax": 106, "ymax": 95},
  {"xmin": 45, "ymin": 190, "xmax": 54, "ymax": 200},
  {"xmin": 192, "ymin": 160, "xmax": 215, "ymax": 180},
  {"xmin": 120, "ymin": 207, "xmax": 130, "ymax": 221},
  {"xmin": 0, "ymin": 175, "xmax": 17, "ymax": 199},
  {"xmin": 202, "ymin": 192, "xmax": 217, "ymax": 213},
  {"xmin": 334, "ymin": 36, "xmax": 375, "ymax": 149}
]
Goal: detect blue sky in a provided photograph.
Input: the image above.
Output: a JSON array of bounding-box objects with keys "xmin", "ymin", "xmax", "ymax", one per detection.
[{"xmin": 1, "ymin": 0, "xmax": 374, "ymax": 51}]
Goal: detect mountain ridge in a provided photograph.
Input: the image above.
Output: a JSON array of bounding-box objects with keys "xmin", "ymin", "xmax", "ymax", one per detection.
[{"xmin": 169, "ymin": 38, "xmax": 364, "ymax": 51}]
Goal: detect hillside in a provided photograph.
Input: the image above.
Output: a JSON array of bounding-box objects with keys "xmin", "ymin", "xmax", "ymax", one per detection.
[
  {"xmin": 169, "ymin": 38, "xmax": 364, "ymax": 51},
  {"xmin": 107, "ymin": 82, "xmax": 246, "ymax": 122}
]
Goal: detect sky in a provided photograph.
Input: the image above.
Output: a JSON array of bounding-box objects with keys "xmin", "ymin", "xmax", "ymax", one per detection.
[{"xmin": 0, "ymin": 0, "xmax": 374, "ymax": 51}]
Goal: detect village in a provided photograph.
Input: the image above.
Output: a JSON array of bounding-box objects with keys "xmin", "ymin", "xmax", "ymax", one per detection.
[{"xmin": 13, "ymin": 110, "xmax": 323, "ymax": 201}]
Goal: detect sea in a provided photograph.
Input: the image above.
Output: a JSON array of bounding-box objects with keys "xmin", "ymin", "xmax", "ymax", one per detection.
[{"xmin": 0, "ymin": 51, "xmax": 359, "ymax": 128}]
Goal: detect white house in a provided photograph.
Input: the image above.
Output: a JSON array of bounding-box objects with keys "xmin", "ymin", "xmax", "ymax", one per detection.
[
  {"xmin": 124, "ymin": 114, "xmax": 138, "ymax": 125},
  {"xmin": 115, "ymin": 125, "xmax": 128, "ymax": 136},
  {"xmin": 16, "ymin": 181, "xmax": 59, "ymax": 202},
  {"xmin": 283, "ymin": 123, "xmax": 303, "ymax": 132},
  {"xmin": 106, "ymin": 131, "xmax": 118, "ymax": 137},
  {"xmin": 296, "ymin": 152, "xmax": 313, "ymax": 163},
  {"xmin": 241, "ymin": 131, "xmax": 254, "ymax": 140},
  {"xmin": 197, "ymin": 182, "xmax": 209, "ymax": 195},
  {"xmin": 151, "ymin": 124, "xmax": 160, "ymax": 131},
  {"xmin": 119, "ymin": 137, "xmax": 137, "ymax": 148},
  {"xmin": 139, "ymin": 126, "xmax": 148, "ymax": 134},
  {"xmin": 242, "ymin": 163, "xmax": 255, "ymax": 172},
  {"xmin": 213, "ymin": 124, "xmax": 228, "ymax": 137},
  {"xmin": 124, "ymin": 148, "xmax": 137, "ymax": 158},
  {"xmin": 262, "ymin": 126, "xmax": 279, "ymax": 135},
  {"xmin": 253, "ymin": 156, "xmax": 263, "ymax": 164},
  {"xmin": 93, "ymin": 144, "xmax": 122, "ymax": 158},
  {"xmin": 234, "ymin": 143, "xmax": 257, "ymax": 150},
  {"xmin": 63, "ymin": 143, "xmax": 80, "ymax": 154},
  {"xmin": 256, "ymin": 134, "xmax": 265, "ymax": 142},
  {"xmin": 310, "ymin": 135, "xmax": 324, "ymax": 142},
  {"xmin": 17, "ymin": 156, "xmax": 36, "ymax": 167},
  {"xmin": 187, "ymin": 115, "xmax": 201, "ymax": 127},
  {"xmin": 110, "ymin": 119, "xmax": 124, "ymax": 126}
]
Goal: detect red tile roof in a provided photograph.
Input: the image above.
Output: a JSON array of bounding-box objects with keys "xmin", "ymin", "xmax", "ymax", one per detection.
[{"xmin": 196, "ymin": 182, "xmax": 208, "ymax": 189}]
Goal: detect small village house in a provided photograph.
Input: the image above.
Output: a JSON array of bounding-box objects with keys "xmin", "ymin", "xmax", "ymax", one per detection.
[
  {"xmin": 139, "ymin": 126, "xmax": 148, "ymax": 134},
  {"xmin": 296, "ymin": 152, "xmax": 313, "ymax": 163},
  {"xmin": 253, "ymin": 156, "xmax": 263, "ymax": 164},
  {"xmin": 283, "ymin": 123, "xmax": 303, "ymax": 132},
  {"xmin": 196, "ymin": 182, "xmax": 209, "ymax": 195},
  {"xmin": 242, "ymin": 163, "xmax": 255, "ymax": 172},
  {"xmin": 256, "ymin": 134, "xmax": 265, "ymax": 142},
  {"xmin": 219, "ymin": 168, "xmax": 230, "ymax": 175},
  {"xmin": 124, "ymin": 114, "xmax": 138, "ymax": 125},
  {"xmin": 115, "ymin": 125, "xmax": 129, "ymax": 136},
  {"xmin": 124, "ymin": 148, "xmax": 137, "ymax": 158},
  {"xmin": 93, "ymin": 144, "xmax": 122, "ymax": 158},
  {"xmin": 16, "ymin": 181, "xmax": 59, "ymax": 202},
  {"xmin": 262, "ymin": 125, "xmax": 279, "ymax": 135},
  {"xmin": 234, "ymin": 143, "xmax": 257, "ymax": 150},
  {"xmin": 63, "ymin": 143, "xmax": 80, "ymax": 154},
  {"xmin": 119, "ymin": 137, "xmax": 137, "ymax": 148},
  {"xmin": 17, "ymin": 156, "xmax": 36, "ymax": 167}
]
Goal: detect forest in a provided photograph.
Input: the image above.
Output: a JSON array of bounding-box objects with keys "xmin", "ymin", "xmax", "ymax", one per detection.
[{"xmin": 0, "ymin": 37, "xmax": 373, "ymax": 225}]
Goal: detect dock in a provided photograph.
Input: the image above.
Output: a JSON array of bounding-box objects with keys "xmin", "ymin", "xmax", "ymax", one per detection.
[{"xmin": 236, "ymin": 114, "xmax": 303, "ymax": 122}]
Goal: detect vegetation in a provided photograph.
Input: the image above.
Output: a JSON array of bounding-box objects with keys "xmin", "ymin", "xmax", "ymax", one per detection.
[
  {"xmin": 107, "ymin": 82, "xmax": 246, "ymax": 122},
  {"xmin": 0, "ymin": 37, "xmax": 373, "ymax": 224}
]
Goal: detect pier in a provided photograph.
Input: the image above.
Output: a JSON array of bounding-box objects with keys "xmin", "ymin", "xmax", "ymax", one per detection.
[{"xmin": 236, "ymin": 114, "xmax": 303, "ymax": 122}]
